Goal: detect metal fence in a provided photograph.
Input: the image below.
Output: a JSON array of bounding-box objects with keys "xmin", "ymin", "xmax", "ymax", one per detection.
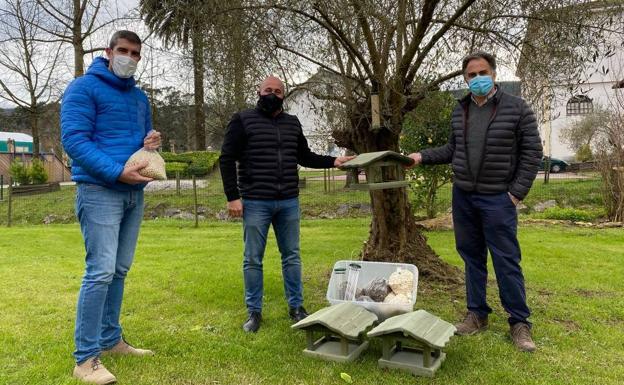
[{"xmin": 0, "ymin": 169, "xmax": 605, "ymax": 226}]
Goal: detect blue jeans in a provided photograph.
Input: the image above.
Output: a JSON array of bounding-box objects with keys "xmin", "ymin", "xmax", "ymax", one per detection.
[
  {"xmin": 242, "ymin": 198, "xmax": 302, "ymax": 313},
  {"xmin": 452, "ymin": 185, "xmax": 531, "ymax": 326},
  {"xmin": 73, "ymin": 183, "xmax": 144, "ymax": 364}
]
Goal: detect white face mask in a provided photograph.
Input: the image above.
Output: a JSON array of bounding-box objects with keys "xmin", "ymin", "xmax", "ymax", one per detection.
[{"xmin": 111, "ymin": 55, "xmax": 137, "ymax": 78}]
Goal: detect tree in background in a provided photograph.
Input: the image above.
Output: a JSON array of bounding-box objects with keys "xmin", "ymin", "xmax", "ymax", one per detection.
[
  {"xmin": 589, "ymin": 96, "xmax": 624, "ymax": 221},
  {"xmin": 139, "ymin": 84, "xmax": 195, "ymax": 152},
  {"xmin": 140, "ymin": 0, "xmax": 214, "ymax": 150},
  {"xmin": 400, "ymin": 90, "xmax": 455, "ymax": 219},
  {"xmin": 555, "ymin": 94, "xmax": 624, "ymax": 221},
  {"xmin": 141, "ymin": 0, "xmax": 275, "ymax": 150},
  {"xmin": 35, "ymin": 0, "xmax": 129, "ymax": 77},
  {"xmin": 0, "ymin": 0, "xmax": 62, "ymax": 157},
  {"xmin": 560, "ymin": 107, "xmax": 610, "ymax": 162},
  {"xmin": 256, "ymin": 0, "xmax": 623, "ymax": 281},
  {"xmin": 202, "ymin": 0, "xmax": 261, "ymax": 148}
]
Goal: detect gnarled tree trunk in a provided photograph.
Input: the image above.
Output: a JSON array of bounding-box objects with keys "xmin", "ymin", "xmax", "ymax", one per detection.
[{"xmin": 335, "ymin": 100, "xmax": 461, "ymax": 284}]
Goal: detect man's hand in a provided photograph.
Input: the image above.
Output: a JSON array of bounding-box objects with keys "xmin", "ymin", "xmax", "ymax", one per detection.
[
  {"xmin": 508, "ymin": 192, "xmax": 520, "ymax": 206},
  {"xmin": 118, "ymin": 160, "xmax": 153, "ymax": 184},
  {"xmin": 406, "ymin": 152, "xmax": 422, "ymax": 168},
  {"xmin": 334, "ymin": 155, "xmax": 356, "ymax": 167},
  {"xmin": 144, "ymin": 130, "xmax": 162, "ymax": 150},
  {"xmin": 227, "ymin": 199, "xmax": 243, "ymax": 217}
]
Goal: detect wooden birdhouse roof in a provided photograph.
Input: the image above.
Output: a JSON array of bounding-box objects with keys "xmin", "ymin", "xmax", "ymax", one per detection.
[
  {"xmin": 367, "ymin": 310, "xmax": 456, "ymax": 349},
  {"xmin": 292, "ymin": 303, "xmax": 378, "ymax": 339},
  {"xmin": 340, "ymin": 151, "xmax": 414, "ymax": 169}
]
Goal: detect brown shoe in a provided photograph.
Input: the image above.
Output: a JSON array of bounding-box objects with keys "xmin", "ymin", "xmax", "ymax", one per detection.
[
  {"xmin": 101, "ymin": 338, "xmax": 154, "ymax": 356},
  {"xmin": 72, "ymin": 357, "xmax": 116, "ymax": 385},
  {"xmin": 510, "ymin": 323, "xmax": 537, "ymax": 352},
  {"xmin": 454, "ymin": 311, "xmax": 488, "ymax": 336}
]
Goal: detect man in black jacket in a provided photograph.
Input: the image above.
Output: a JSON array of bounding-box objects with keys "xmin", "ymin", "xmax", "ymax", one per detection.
[
  {"xmin": 220, "ymin": 76, "xmax": 353, "ymax": 333},
  {"xmin": 408, "ymin": 52, "xmax": 542, "ymax": 352}
]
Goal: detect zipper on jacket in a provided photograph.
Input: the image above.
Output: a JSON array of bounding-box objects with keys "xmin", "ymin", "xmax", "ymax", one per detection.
[
  {"xmin": 461, "ymin": 104, "xmax": 476, "ymax": 185},
  {"xmin": 275, "ymin": 117, "xmax": 283, "ymax": 198}
]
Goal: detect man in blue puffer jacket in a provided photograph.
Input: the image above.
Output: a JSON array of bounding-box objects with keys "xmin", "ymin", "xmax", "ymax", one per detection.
[{"xmin": 61, "ymin": 30, "xmax": 161, "ymax": 385}]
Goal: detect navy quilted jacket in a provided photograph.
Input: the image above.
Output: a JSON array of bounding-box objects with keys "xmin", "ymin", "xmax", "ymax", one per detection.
[
  {"xmin": 61, "ymin": 56, "xmax": 152, "ymax": 191},
  {"xmin": 420, "ymin": 90, "xmax": 543, "ymax": 200}
]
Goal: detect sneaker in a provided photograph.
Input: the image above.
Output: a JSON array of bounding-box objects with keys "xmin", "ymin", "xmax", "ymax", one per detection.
[
  {"xmin": 243, "ymin": 311, "xmax": 262, "ymax": 333},
  {"xmin": 454, "ymin": 311, "xmax": 488, "ymax": 336},
  {"xmin": 288, "ymin": 306, "xmax": 309, "ymax": 323},
  {"xmin": 101, "ymin": 338, "xmax": 154, "ymax": 356},
  {"xmin": 510, "ymin": 323, "xmax": 537, "ymax": 352},
  {"xmin": 72, "ymin": 357, "xmax": 116, "ymax": 385}
]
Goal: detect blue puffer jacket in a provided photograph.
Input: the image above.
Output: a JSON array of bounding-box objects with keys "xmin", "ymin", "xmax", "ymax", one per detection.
[{"xmin": 61, "ymin": 56, "xmax": 152, "ymax": 191}]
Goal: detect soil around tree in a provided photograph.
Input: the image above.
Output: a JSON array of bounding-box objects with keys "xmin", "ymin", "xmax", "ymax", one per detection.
[{"xmin": 362, "ymin": 221, "xmax": 463, "ymax": 286}]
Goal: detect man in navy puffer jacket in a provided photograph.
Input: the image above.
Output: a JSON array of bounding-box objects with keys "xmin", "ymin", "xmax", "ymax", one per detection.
[{"xmin": 61, "ymin": 30, "xmax": 160, "ymax": 385}]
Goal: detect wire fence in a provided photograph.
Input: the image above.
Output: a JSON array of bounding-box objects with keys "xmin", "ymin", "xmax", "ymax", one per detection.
[{"xmin": 0, "ymin": 168, "xmax": 606, "ymax": 227}]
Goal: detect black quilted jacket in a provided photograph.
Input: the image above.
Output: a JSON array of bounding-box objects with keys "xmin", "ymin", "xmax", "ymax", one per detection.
[
  {"xmin": 219, "ymin": 107, "xmax": 335, "ymax": 201},
  {"xmin": 420, "ymin": 90, "xmax": 543, "ymax": 200}
]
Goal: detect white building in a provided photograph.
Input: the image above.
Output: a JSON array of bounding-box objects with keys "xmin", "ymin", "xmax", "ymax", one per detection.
[
  {"xmin": 284, "ymin": 70, "xmax": 347, "ymax": 158},
  {"xmin": 518, "ymin": 6, "xmax": 624, "ymax": 161}
]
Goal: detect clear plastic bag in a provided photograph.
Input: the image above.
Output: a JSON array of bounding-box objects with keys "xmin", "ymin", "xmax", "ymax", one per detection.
[
  {"xmin": 357, "ymin": 277, "xmax": 391, "ymax": 302},
  {"xmin": 125, "ymin": 148, "xmax": 167, "ymax": 180}
]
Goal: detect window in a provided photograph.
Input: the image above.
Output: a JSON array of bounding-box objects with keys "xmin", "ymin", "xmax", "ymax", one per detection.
[{"xmin": 566, "ymin": 95, "xmax": 593, "ymax": 116}]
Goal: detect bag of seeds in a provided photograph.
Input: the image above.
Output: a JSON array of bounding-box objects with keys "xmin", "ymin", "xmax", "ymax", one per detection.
[{"xmin": 125, "ymin": 148, "xmax": 167, "ymax": 180}]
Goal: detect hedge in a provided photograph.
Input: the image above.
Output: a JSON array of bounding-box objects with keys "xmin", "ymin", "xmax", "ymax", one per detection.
[{"xmin": 161, "ymin": 151, "xmax": 220, "ymax": 178}]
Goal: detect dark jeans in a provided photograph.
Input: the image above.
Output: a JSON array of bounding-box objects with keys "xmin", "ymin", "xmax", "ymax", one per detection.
[{"xmin": 452, "ymin": 185, "xmax": 531, "ymax": 326}]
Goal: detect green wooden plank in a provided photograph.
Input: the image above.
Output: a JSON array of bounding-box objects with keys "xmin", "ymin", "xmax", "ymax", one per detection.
[
  {"xmin": 367, "ymin": 310, "xmax": 456, "ymax": 349},
  {"xmin": 292, "ymin": 303, "xmax": 378, "ymax": 339},
  {"xmin": 340, "ymin": 151, "xmax": 413, "ymax": 169}
]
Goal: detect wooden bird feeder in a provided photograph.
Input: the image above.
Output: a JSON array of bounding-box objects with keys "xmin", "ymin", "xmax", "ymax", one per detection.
[
  {"xmin": 340, "ymin": 150, "xmax": 414, "ymax": 191},
  {"xmin": 291, "ymin": 302, "xmax": 378, "ymax": 363},
  {"xmin": 367, "ymin": 310, "xmax": 456, "ymax": 377}
]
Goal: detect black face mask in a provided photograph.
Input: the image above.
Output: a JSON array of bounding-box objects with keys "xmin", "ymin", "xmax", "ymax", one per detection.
[{"xmin": 257, "ymin": 93, "xmax": 284, "ymax": 115}]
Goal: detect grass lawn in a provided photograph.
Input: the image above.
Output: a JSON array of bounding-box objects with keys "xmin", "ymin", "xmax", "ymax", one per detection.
[
  {"xmin": 0, "ymin": 173, "xmax": 605, "ymax": 225},
  {"xmin": 1, "ymin": 219, "xmax": 623, "ymax": 384}
]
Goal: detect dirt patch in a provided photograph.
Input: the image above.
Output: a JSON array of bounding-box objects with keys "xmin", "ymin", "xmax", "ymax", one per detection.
[
  {"xmin": 416, "ymin": 214, "xmax": 454, "ymax": 231},
  {"xmin": 553, "ymin": 318, "xmax": 581, "ymax": 332},
  {"xmin": 536, "ymin": 288, "xmax": 555, "ymax": 297},
  {"xmin": 363, "ymin": 237, "xmax": 463, "ymax": 286},
  {"xmin": 573, "ymin": 288, "xmax": 615, "ymax": 298}
]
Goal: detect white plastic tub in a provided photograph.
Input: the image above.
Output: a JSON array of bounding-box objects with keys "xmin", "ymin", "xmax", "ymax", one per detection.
[{"xmin": 326, "ymin": 260, "xmax": 419, "ymax": 321}]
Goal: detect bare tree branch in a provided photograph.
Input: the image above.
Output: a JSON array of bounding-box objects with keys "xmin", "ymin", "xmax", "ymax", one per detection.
[{"xmin": 405, "ymin": 0, "xmax": 477, "ymax": 86}]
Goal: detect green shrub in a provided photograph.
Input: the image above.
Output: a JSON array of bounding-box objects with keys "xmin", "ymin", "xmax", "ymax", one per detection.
[
  {"xmin": 576, "ymin": 143, "xmax": 593, "ymax": 162},
  {"xmin": 9, "ymin": 158, "xmax": 49, "ymax": 185},
  {"xmin": 401, "ymin": 91, "xmax": 455, "ymax": 218},
  {"xmin": 165, "ymin": 162, "xmax": 188, "ymax": 176},
  {"xmin": 534, "ymin": 206, "xmax": 605, "ymax": 222},
  {"xmin": 9, "ymin": 159, "xmax": 31, "ymax": 185},
  {"xmin": 29, "ymin": 159, "xmax": 48, "ymax": 184},
  {"xmin": 161, "ymin": 151, "xmax": 220, "ymax": 178}
]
